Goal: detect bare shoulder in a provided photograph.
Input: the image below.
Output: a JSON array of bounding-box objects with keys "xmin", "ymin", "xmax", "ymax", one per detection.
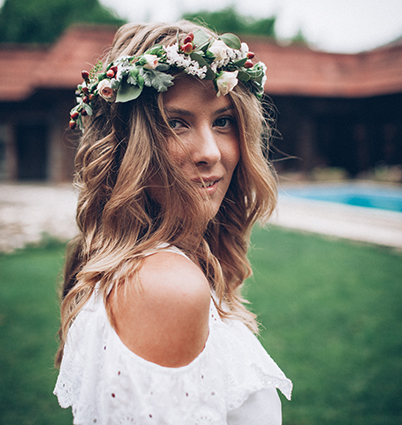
[{"xmin": 110, "ymin": 251, "xmax": 211, "ymax": 367}]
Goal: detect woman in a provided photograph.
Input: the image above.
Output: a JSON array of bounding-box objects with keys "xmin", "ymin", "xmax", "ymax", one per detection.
[{"xmin": 54, "ymin": 20, "xmax": 292, "ymax": 424}]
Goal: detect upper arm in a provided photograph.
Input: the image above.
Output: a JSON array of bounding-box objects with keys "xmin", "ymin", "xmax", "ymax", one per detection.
[{"xmin": 110, "ymin": 251, "xmax": 211, "ymax": 368}]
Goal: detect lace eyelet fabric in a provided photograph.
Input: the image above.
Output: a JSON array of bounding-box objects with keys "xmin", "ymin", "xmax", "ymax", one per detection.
[{"xmin": 54, "ymin": 248, "xmax": 292, "ymax": 424}]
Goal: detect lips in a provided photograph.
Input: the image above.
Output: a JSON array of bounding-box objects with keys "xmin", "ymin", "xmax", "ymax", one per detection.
[{"xmin": 192, "ymin": 177, "xmax": 222, "ymax": 194}]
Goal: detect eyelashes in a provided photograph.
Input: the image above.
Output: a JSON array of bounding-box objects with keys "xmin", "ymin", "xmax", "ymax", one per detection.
[{"xmin": 167, "ymin": 116, "xmax": 236, "ymax": 131}]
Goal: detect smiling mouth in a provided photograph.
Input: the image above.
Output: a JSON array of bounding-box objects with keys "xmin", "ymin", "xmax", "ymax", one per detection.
[
  {"xmin": 194, "ymin": 178, "xmax": 220, "ymax": 186},
  {"xmin": 192, "ymin": 178, "xmax": 221, "ymax": 192}
]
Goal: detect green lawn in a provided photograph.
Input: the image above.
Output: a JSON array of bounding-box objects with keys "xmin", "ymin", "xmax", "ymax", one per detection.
[
  {"xmin": 0, "ymin": 227, "xmax": 401, "ymax": 424},
  {"xmin": 247, "ymin": 227, "xmax": 402, "ymax": 425}
]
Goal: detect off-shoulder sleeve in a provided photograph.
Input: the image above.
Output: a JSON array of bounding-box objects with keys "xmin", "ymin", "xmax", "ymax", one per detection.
[{"xmin": 54, "ymin": 289, "xmax": 292, "ymax": 425}]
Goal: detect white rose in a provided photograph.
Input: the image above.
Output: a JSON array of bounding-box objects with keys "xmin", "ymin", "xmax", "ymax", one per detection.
[
  {"xmin": 142, "ymin": 54, "xmax": 159, "ymax": 70},
  {"xmin": 97, "ymin": 79, "xmax": 115, "ymax": 102},
  {"xmin": 215, "ymin": 71, "xmax": 238, "ymax": 97},
  {"xmin": 209, "ymin": 39, "xmax": 228, "ymax": 61}
]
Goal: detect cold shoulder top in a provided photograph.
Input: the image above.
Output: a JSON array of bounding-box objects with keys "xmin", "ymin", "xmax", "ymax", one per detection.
[{"xmin": 54, "ymin": 245, "xmax": 292, "ymax": 424}]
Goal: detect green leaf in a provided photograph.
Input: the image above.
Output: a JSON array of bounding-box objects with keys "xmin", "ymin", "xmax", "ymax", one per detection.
[
  {"xmin": 156, "ymin": 63, "xmax": 170, "ymax": 72},
  {"xmin": 110, "ymin": 79, "xmax": 120, "ymax": 89},
  {"xmin": 116, "ymin": 79, "xmax": 143, "ymax": 102},
  {"xmin": 190, "ymin": 53, "xmax": 215, "ymax": 80},
  {"xmin": 81, "ymin": 103, "xmax": 93, "ymax": 116},
  {"xmin": 220, "ymin": 33, "xmax": 241, "ymax": 50},
  {"xmin": 233, "ymin": 58, "xmax": 247, "ymax": 67},
  {"xmin": 193, "ymin": 29, "xmax": 211, "ymax": 47},
  {"xmin": 190, "ymin": 52, "xmax": 208, "ymax": 67},
  {"xmin": 97, "ymin": 72, "xmax": 107, "ymax": 82},
  {"xmin": 196, "ymin": 40, "xmax": 212, "ymax": 53},
  {"xmin": 237, "ymin": 71, "xmax": 251, "ymax": 82},
  {"xmin": 141, "ymin": 69, "xmax": 174, "ymax": 92},
  {"xmin": 146, "ymin": 45, "xmax": 164, "ymax": 56}
]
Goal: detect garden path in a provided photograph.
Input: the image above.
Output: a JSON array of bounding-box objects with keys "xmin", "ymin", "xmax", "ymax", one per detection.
[{"xmin": 0, "ymin": 183, "xmax": 401, "ymax": 252}]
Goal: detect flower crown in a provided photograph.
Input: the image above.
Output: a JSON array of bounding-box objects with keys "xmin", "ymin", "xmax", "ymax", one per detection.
[{"xmin": 69, "ymin": 29, "xmax": 267, "ymax": 131}]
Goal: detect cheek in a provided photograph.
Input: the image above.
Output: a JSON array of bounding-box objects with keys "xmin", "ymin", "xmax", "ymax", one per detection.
[
  {"xmin": 225, "ymin": 139, "xmax": 240, "ymax": 176},
  {"xmin": 166, "ymin": 140, "xmax": 187, "ymax": 166}
]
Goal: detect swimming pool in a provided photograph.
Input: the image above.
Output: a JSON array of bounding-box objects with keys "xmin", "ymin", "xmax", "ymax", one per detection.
[{"xmin": 280, "ymin": 183, "xmax": 402, "ymax": 213}]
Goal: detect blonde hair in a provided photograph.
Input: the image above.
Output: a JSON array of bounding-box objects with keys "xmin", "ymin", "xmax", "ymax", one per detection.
[{"xmin": 56, "ymin": 21, "xmax": 277, "ymax": 366}]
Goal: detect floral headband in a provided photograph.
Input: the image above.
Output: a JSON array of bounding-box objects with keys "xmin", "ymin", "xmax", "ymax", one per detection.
[{"xmin": 69, "ymin": 29, "xmax": 267, "ymax": 131}]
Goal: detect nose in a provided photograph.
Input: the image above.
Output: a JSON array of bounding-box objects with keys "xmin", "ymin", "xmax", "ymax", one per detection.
[{"xmin": 192, "ymin": 124, "xmax": 221, "ymax": 166}]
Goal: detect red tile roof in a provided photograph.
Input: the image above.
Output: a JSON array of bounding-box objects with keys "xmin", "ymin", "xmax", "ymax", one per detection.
[
  {"xmin": 247, "ymin": 38, "xmax": 402, "ymax": 97},
  {"xmin": 0, "ymin": 45, "xmax": 48, "ymax": 101},
  {"xmin": 1, "ymin": 25, "xmax": 401, "ymax": 102},
  {"xmin": 0, "ymin": 25, "xmax": 115, "ymax": 101}
]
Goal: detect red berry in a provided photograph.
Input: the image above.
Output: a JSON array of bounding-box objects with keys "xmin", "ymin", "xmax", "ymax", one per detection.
[
  {"xmin": 81, "ymin": 109, "xmax": 87, "ymax": 116},
  {"xmin": 81, "ymin": 70, "xmax": 90, "ymax": 80},
  {"xmin": 111, "ymin": 65, "xmax": 118, "ymax": 74},
  {"xmin": 70, "ymin": 111, "xmax": 79, "ymax": 120},
  {"xmin": 247, "ymin": 52, "xmax": 255, "ymax": 59},
  {"xmin": 88, "ymin": 94, "xmax": 95, "ymax": 101},
  {"xmin": 183, "ymin": 33, "xmax": 194, "ymax": 44},
  {"xmin": 82, "ymin": 86, "xmax": 89, "ymax": 93},
  {"xmin": 69, "ymin": 120, "xmax": 76, "ymax": 130},
  {"xmin": 106, "ymin": 69, "xmax": 115, "ymax": 78},
  {"xmin": 244, "ymin": 60, "xmax": 253, "ymax": 69},
  {"xmin": 181, "ymin": 42, "xmax": 194, "ymax": 54},
  {"xmin": 83, "ymin": 96, "xmax": 89, "ymax": 103}
]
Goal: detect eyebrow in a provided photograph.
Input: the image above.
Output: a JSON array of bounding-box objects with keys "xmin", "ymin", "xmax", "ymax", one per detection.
[{"xmin": 164, "ymin": 105, "xmax": 234, "ymax": 117}]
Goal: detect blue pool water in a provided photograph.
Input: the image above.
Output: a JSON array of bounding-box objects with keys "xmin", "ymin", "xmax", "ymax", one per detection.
[{"xmin": 281, "ymin": 184, "xmax": 402, "ymax": 213}]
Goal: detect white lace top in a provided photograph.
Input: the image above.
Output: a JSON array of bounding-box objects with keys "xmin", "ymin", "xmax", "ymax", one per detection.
[{"xmin": 54, "ymin": 247, "xmax": 292, "ymax": 425}]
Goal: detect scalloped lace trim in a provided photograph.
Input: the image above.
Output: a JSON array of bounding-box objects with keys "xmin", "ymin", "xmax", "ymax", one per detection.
[{"xmin": 54, "ymin": 255, "xmax": 292, "ymax": 424}]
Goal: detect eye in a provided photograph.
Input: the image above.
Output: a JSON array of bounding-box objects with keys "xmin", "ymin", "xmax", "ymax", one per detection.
[
  {"xmin": 168, "ymin": 119, "xmax": 185, "ymax": 130},
  {"xmin": 214, "ymin": 117, "xmax": 235, "ymax": 129}
]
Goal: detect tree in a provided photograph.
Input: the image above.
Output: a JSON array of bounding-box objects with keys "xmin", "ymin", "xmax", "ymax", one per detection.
[
  {"xmin": 0, "ymin": 0, "xmax": 125, "ymax": 43},
  {"xmin": 182, "ymin": 6, "xmax": 308, "ymax": 44},
  {"xmin": 182, "ymin": 7, "xmax": 277, "ymax": 39}
]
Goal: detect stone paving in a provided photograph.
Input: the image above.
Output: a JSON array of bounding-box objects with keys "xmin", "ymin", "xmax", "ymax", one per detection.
[
  {"xmin": 1, "ymin": 182, "xmax": 401, "ymax": 252},
  {"xmin": 0, "ymin": 183, "xmax": 78, "ymax": 252}
]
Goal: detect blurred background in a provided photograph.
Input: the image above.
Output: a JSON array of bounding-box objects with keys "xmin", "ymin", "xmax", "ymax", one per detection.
[
  {"xmin": 0, "ymin": 1, "xmax": 401, "ymax": 424},
  {"xmin": 0, "ymin": 0, "xmax": 402, "ymax": 182}
]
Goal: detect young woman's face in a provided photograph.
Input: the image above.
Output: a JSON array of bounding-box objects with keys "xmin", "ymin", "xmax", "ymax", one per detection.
[{"xmin": 162, "ymin": 75, "xmax": 240, "ymax": 219}]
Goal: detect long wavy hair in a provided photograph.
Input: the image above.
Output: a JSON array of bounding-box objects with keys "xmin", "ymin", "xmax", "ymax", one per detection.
[{"xmin": 56, "ymin": 21, "xmax": 277, "ymax": 366}]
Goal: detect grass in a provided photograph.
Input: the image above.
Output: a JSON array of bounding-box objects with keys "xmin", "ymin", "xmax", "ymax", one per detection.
[
  {"xmin": 247, "ymin": 227, "xmax": 402, "ymax": 425},
  {"xmin": 0, "ymin": 241, "xmax": 73, "ymax": 425},
  {"xmin": 0, "ymin": 227, "xmax": 401, "ymax": 424}
]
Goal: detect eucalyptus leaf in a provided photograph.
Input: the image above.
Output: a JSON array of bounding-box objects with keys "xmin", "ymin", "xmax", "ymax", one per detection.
[
  {"xmin": 196, "ymin": 40, "xmax": 211, "ymax": 53},
  {"xmin": 220, "ymin": 33, "xmax": 241, "ymax": 50},
  {"xmin": 193, "ymin": 29, "xmax": 211, "ymax": 47},
  {"xmin": 116, "ymin": 79, "xmax": 143, "ymax": 102}
]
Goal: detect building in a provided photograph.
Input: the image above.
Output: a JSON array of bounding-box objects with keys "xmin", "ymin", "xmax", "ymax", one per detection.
[{"xmin": 0, "ymin": 25, "xmax": 401, "ymax": 181}]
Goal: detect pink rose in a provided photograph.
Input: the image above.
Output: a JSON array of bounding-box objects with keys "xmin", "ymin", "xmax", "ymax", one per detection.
[
  {"xmin": 142, "ymin": 54, "xmax": 159, "ymax": 70},
  {"xmin": 216, "ymin": 71, "xmax": 238, "ymax": 97},
  {"xmin": 97, "ymin": 79, "xmax": 115, "ymax": 102}
]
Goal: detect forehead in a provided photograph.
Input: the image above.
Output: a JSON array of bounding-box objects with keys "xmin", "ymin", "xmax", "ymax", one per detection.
[{"xmin": 162, "ymin": 75, "xmax": 232, "ymax": 111}]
